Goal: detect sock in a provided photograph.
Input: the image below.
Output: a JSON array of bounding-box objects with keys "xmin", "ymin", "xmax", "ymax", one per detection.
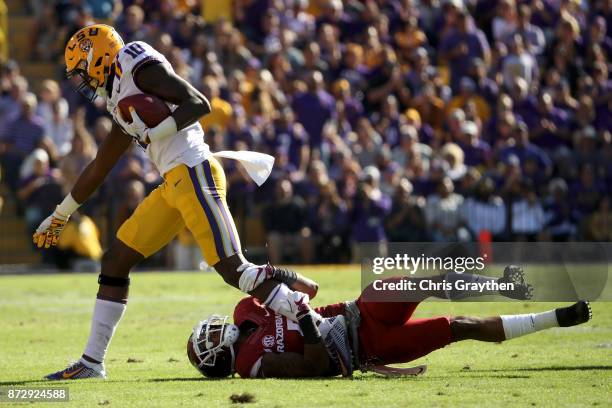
[
  {"xmin": 444, "ymin": 272, "xmax": 499, "ymax": 299},
  {"xmin": 264, "ymin": 283, "xmax": 322, "ymax": 323},
  {"xmin": 82, "ymin": 298, "xmax": 126, "ymax": 364},
  {"xmin": 500, "ymin": 310, "xmax": 559, "ymax": 340}
]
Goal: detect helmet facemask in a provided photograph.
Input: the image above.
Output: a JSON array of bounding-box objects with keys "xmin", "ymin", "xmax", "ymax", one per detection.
[
  {"xmin": 66, "ymin": 52, "xmax": 111, "ymax": 102},
  {"xmin": 190, "ymin": 315, "xmax": 239, "ymax": 377}
]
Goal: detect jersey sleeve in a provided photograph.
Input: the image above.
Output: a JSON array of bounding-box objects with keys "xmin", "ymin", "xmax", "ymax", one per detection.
[
  {"xmin": 233, "ymin": 296, "xmax": 266, "ymax": 326},
  {"xmin": 235, "ymin": 350, "xmax": 262, "ymax": 378},
  {"xmin": 116, "ymin": 41, "xmax": 166, "ymax": 78}
]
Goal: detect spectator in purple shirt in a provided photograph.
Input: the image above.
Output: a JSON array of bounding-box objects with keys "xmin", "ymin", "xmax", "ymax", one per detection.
[
  {"xmin": 543, "ymin": 178, "xmax": 579, "ymax": 241},
  {"xmin": 499, "ymin": 121, "xmax": 553, "ymax": 177},
  {"xmin": 331, "ymin": 78, "xmax": 362, "ymax": 130},
  {"xmin": 115, "ymin": 5, "xmax": 150, "ymax": 44},
  {"xmin": 338, "ymin": 43, "xmax": 368, "ymax": 93},
  {"xmin": 457, "ymin": 121, "xmax": 491, "ymax": 167},
  {"xmin": 592, "ymin": 61, "xmax": 611, "ymax": 108},
  {"xmin": 350, "ymin": 166, "xmax": 391, "ymax": 261},
  {"xmin": 226, "ymin": 107, "xmax": 260, "ymax": 150},
  {"xmin": 262, "ymin": 178, "xmax": 311, "ymax": 264},
  {"xmin": 307, "ymin": 182, "xmax": 350, "ymax": 263},
  {"xmin": 510, "ymin": 77, "xmax": 539, "ymax": 128},
  {"xmin": 370, "ymin": 95, "xmax": 403, "ymax": 148},
  {"xmin": 405, "ymin": 47, "xmax": 436, "ymax": 97},
  {"xmin": 272, "ymin": 108, "xmax": 310, "ymax": 180},
  {"xmin": 530, "ymin": 91, "xmax": 571, "ymax": 150},
  {"xmin": 291, "ymin": 71, "xmax": 335, "ymax": 152},
  {"xmin": 0, "ymin": 75, "xmax": 29, "ymax": 137},
  {"xmin": 467, "ymin": 57, "xmax": 499, "ymax": 104},
  {"xmin": 594, "ymin": 98, "xmax": 612, "ymax": 133},
  {"xmin": 17, "ymin": 148, "xmax": 63, "ymax": 233},
  {"xmin": 439, "ymin": 10, "xmax": 491, "ymax": 92},
  {"xmin": 506, "ymin": 5, "xmax": 547, "ymax": 56},
  {"xmin": 234, "ymin": 0, "xmax": 271, "ymax": 44},
  {"xmin": 1, "ymin": 93, "xmax": 57, "ymax": 192},
  {"xmin": 315, "ymin": 0, "xmax": 364, "ymax": 42},
  {"xmin": 570, "ymin": 164, "xmax": 606, "ymax": 217},
  {"xmin": 585, "ymin": 16, "xmax": 612, "ymax": 61}
]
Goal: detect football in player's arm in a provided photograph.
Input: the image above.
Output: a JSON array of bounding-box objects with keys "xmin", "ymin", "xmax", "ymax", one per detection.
[{"xmin": 36, "ymin": 25, "xmax": 319, "ymax": 381}]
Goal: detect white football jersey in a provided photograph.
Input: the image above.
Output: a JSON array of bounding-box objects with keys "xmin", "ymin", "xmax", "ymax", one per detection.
[{"xmin": 106, "ymin": 41, "xmax": 211, "ymax": 176}]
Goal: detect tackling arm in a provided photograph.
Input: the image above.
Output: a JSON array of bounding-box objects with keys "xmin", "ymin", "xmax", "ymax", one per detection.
[
  {"xmin": 259, "ymin": 349, "xmax": 330, "ymax": 378},
  {"xmin": 259, "ymin": 305, "xmax": 330, "ymax": 378}
]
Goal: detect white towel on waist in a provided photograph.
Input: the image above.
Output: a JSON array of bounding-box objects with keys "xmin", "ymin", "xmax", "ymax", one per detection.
[{"xmin": 212, "ymin": 150, "xmax": 275, "ymax": 186}]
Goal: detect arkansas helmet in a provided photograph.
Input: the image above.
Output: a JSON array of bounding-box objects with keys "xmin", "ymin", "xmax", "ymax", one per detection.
[
  {"xmin": 187, "ymin": 315, "xmax": 240, "ymax": 378},
  {"xmin": 64, "ymin": 24, "xmax": 124, "ymax": 101}
]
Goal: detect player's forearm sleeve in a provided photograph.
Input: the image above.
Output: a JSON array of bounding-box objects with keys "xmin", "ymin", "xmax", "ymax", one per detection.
[
  {"xmin": 56, "ymin": 193, "xmax": 81, "ymax": 218},
  {"xmin": 271, "ymin": 267, "xmax": 297, "ymax": 287},
  {"xmin": 298, "ymin": 312, "xmax": 322, "ymax": 344}
]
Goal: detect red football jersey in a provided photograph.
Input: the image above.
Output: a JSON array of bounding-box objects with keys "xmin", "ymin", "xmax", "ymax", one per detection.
[{"xmin": 233, "ymin": 297, "xmax": 305, "ymax": 378}]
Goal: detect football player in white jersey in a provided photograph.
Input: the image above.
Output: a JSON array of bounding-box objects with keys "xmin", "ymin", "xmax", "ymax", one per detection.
[{"xmin": 35, "ymin": 24, "xmax": 319, "ymax": 380}]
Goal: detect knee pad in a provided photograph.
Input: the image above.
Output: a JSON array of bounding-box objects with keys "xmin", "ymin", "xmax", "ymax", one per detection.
[
  {"xmin": 237, "ymin": 263, "xmax": 272, "ymax": 293},
  {"xmin": 98, "ymin": 274, "xmax": 130, "ymax": 287}
]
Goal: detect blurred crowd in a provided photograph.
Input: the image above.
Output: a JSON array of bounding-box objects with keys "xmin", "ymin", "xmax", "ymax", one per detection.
[{"xmin": 0, "ymin": 0, "xmax": 611, "ymax": 268}]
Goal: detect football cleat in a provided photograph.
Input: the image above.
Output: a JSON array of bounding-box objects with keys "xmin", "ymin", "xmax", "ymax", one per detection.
[
  {"xmin": 44, "ymin": 360, "xmax": 106, "ymax": 380},
  {"xmin": 555, "ymin": 300, "xmax": 592, "ymax": 327},
  {"xmin": 320, "ymin": 315, "xmax": 353, "ymax": 377},
  {"xmin": 501, "ymin": 265, "xmax": 526, "ymax": 285},
  {"xmin": 499, "ymin": 265, "xmax": 533, "ymax": 300}
]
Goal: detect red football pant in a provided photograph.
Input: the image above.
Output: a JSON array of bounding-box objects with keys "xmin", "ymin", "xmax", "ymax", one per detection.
[{"xmin": 355, "ymin": 283, "xmax": 453, "ymax": 365}]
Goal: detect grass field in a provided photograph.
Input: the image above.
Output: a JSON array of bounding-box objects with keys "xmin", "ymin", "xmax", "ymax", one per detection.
[{"xmin": 0, "ymin": 266, "xmax": 610, "ymax": 407}]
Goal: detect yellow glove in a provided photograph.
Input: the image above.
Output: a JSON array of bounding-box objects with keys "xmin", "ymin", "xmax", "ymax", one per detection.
[{"xmin": 33, "ymin": 210, "xmax": 70, "ymax": 249}]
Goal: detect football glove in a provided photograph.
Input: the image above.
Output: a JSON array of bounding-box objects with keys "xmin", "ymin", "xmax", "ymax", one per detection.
[
  {"xmin": 116, "ymin": 107, "xmax": 150, "ymax": 144},
  {"xmin": 290, "ymin": 291, "xmax": 311, "ymax": 318},
  {"xmin": 33, "ymin": 210, "xmax": 69, "ymax": 249}
]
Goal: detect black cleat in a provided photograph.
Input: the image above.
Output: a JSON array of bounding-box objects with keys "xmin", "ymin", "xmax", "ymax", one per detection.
[
  {"xmin": 499, "ymin": 265, "xmax": 533, "ymax": 300},
  {"xmin": 555, "ymin": 300, "xmax": 592, "ymax": 327},
  {"xmin": 501, "ymin": 265, "xmax": 526, "ymax": 285}
]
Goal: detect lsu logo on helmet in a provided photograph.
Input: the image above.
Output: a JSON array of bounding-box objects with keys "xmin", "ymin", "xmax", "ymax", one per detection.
[{"xmin": 64, "ymin": 24, "xmax": 124, "ymax": 101}]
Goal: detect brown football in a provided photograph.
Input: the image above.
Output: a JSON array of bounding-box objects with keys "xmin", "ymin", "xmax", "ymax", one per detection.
[{"xmin": 118, "ymin": 94, "xmax": 171, "ymax": 128}]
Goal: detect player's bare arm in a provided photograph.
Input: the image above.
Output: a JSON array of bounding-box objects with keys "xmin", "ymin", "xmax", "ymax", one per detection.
[
  {"xmin": 260, "ymin": 292, "xmax": 329, "ymax": 378},
  {"xmin": 260, "ymin": 350, "xmax": 330, "ymax": 378},
  {"xmin": 133, "ymin": 62, "xmax": 211, "ymax": 132},
  {"xmin": 71, "ymin": 123, "xmax": 132, "ymax": 202},
  {"xmin": 32, "ymin": 122, "xmax": 132, "ymax": 248}
]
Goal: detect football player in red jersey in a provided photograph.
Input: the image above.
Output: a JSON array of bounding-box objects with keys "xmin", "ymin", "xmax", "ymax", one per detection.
[{"xmin": 188, "ymin": 267, "xmax": 592, "ymax": 378}]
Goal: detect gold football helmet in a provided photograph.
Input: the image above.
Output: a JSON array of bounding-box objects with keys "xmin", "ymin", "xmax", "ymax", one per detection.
[{"xmin": 64, "ymin": 24, "xmax": 124, "ymax": 101}]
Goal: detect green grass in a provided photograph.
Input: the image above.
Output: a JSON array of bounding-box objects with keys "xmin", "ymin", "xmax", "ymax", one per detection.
[{"xmin": 0, "ymin": 266, "xmax": 610, "ymax": 407}]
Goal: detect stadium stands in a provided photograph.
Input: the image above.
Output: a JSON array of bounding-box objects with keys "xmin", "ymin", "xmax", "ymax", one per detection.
[{"xmin": 0, "ymin": 0, "xmax": 610, "ymax": 268}]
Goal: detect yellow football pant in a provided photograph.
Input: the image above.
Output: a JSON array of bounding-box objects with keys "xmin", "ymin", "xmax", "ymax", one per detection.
[{"xmin": 117, "ymin": 158, "xmax": 241, "ymax": 265}]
